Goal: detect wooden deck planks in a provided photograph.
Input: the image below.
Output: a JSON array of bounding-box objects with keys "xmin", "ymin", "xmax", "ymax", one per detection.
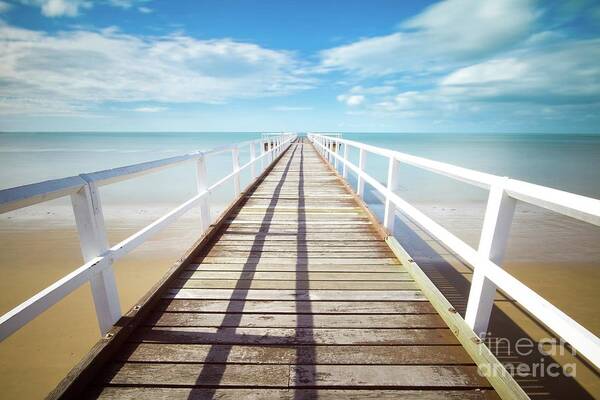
[{"xmin": 78, "ymin": 139, "xmax": 498, "ymax": 399}]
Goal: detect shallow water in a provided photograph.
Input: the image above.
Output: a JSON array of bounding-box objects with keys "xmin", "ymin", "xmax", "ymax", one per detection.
[{"xmin": 0, "ymin": 132, "xmax": 599, "ymax": 398}]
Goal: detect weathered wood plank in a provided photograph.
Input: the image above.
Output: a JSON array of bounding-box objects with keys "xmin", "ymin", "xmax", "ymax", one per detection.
[
  {"xmin": 179, "ymin": 271, "xmax": 412, "ymax": 281},
  {"xmin": 171, "ymin": 279, "xmax": 418, "ymax": 290},
  {"xmin": 119, "ymin": 343, "xmax": 472, "ymax": 364},
  {"xmin": 163, "ymin": 289, "xmax": 426, "ymax": 301},
  {"xmin": 132, "ymin": 327, "xmax": 460, "ymax": 345},
  {"xmin": 217, "ymin": 238, "xmax": 381, "ymax": 244},
  {"xmin": 196, "ymin": 257, "xmax": 401, "ymax": 265},
  {"xmin": 290, "ymin": 365, "xmax": 491, "ymax": 388},
  {"xmin": 97, "ymin": 363, "xmax": 488, "ymax": 388},
  {"xmin": 145, "ymin": 312, "xmax": 445, "ymax": 328},
  {"xmin": 155, "ymin": 299, "xmax": 437, "ymax": 314},
  {"xmin": 87, "ymin": 387, "xmax": 501, "ymax": 400},
  {"xmin": 200, "ymin": 250, "xmax": 396, "ymax": 259},
  {"xmin": 99, "ymin": 363, "xmax": 288, "ymax": 386},
  {"xmin": 185, "ymin": 263, "xmax": 405, "ymax": 273}
]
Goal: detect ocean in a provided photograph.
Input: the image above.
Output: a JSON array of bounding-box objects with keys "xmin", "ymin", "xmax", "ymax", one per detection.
[
  {"xmin": 0, "ymin": 131, "xmax": 599, "ymax": 399},
  {"xmin": 2, "ymin": 132, "xmax": 599, "ymax": 202},
  {"xmin": 1, "ymin": 131, "xmax": 599, "ymax": 264}
]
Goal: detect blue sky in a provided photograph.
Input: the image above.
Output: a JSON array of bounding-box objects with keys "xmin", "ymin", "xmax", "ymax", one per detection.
[{"xmin": 0, "ymin": 0, "xmax": 599, "ymax": 132}]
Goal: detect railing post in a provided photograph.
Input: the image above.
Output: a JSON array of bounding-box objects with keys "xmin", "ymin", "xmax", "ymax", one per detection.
[
  {"xmin": 384, "ymin": 156, "xmax": 401, "ymax": 234},
  {"xmin": 250, "ymin": 142, "xmax": 257, "ymax": 179},
  {"xmin": 357, "ymin": 148, "xmax": 367, "ymax": 198},
  {"xmin": 260, "ymin": 140, "xmax": 266, "ymax": 171},
  {"xmin": 342, "ymin": 142, "xmax": 349, "ymax": 178},
  {"xmin": 334, "ymin": 140, "xmax": 339, "ymax": 171},
  {"xmin": 70, "ymin": 181, "xmax": 121, "ymax": 335},
  {"xmin": 231, "ymin": 145, "xmax": 241, "ymax": 196},
  {"xmin": 196, "ymin": 154, "xmax": 211, "ymax": 232},
  {"xmin": 465, "ymin": 178, "xmax": 516, "ymax": 337}
]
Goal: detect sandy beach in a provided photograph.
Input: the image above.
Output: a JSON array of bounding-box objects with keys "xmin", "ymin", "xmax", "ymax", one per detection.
[
  {"xmin": 0, "ymin": 207, "xmax": 212, "ymax": 399},
  {"xmin": 0, "ymin": 199, "xmax": 599, "ymax": 399}
]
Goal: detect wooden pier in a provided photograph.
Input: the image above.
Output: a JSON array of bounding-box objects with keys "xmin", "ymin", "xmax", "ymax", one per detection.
[{"xmin": 49, "ymin": 140, "xmax": 502, "ymax": 399}]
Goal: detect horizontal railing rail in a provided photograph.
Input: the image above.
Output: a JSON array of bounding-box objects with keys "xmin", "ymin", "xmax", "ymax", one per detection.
[
  {"xmin": 0, "ymin": 133, "xmax": 296, "ymax": 341},
  {"xmin": 308, "ymin": 133, "xmax": 600, "ymax": 370}
]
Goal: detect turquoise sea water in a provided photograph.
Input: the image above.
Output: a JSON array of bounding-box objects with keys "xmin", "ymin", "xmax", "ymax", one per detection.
[
  {"xmin": 1, "ymin": 132, "xmax": 599, "ymax": 207},
  {"xmin": 340, "ymin": 133, "xmax": 600, "ymax": 203}
]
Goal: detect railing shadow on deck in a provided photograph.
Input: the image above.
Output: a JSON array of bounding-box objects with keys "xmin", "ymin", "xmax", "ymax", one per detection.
[
  {"xmin": 293, "ymin": 141, "xmax": 318, "ymax": 399},
  {"xmin": 106, "ymin": 141, "xmax": 321, "ymax": 399},
  {"xmin": 183, "ymin": 142, "xmax": 300, "ymax": 399},
  {"xmin": 389, "ymin": 209, "xmax": 596, "ymax": 400}
]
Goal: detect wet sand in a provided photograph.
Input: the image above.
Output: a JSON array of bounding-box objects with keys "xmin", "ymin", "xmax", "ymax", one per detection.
[
  {"xmin": 394, "ymin": 209, "xmax": 600, "ymax": 399},
  {"xmin": 0, "ymin": 215, "xmax": 205, "ymax": 399},
  {"xmin": 1, "ymin": 203, "xmax": 599, "ymax": 399}
]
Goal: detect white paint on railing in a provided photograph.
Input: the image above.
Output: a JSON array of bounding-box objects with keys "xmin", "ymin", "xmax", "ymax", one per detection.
[
  {"xmin": 357, "ymin": 148, "xmax": 367, "ymax": 198},
  {"xmin": 0, "ymin": 134, "xmax": 295, "ymax": 341},
  {"xmin": 309, "ymin": 133, "xmax": 600, "ymax": 369},
  {"xmin": 384, "ymin": 157, "xmax": 401, "ymax": 234},
  {"xmin": 465, "ymin": 180, "xmax": 516, "ymax": 337},
  {"xmin": 196, "ymin": 154, "xmax": 211, "ymax": 232},
  {"xmin": 250, "ymin": 142, "xmax": 257, "ymax": 179},
  {"xmin": 342, "ymin": 143, "xmax": 349, "ymax": 179},
  {"xmin": 71, "ymin": 180, "xmax": 121, "ymax": 334},
  {"xmin": 232, "ymin": 145, "xmax": 241, "ymax": 196}
]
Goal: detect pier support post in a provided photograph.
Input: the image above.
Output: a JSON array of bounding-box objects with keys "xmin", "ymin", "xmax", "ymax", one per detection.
[
  {"xmin": 357, "ymin": 148, "xmax": 367, "ymax": 198},
  {"xmin": 384, "ymin": 157, "xmax": 401, "ymax": 234},
  {"xmin": 250, "ymin": 142, "xmax": 257, "ymax": 179},
  {"xmin": 71, "ymin": 181, "xmax": 121, "ymax": 335},
  {"xmin": 232, "ymin": 146, "xmax": 241, "ymax": 196},
  {"xmin": 196, "ymin": 154, "xmax": 211, "ymax": 232},
  {"xmin": 465, "ymin": 179, "xmax": 516, "ymax": 337}
]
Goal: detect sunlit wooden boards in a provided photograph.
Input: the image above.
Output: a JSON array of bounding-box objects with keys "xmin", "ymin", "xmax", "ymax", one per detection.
[{"xmin": 82, "ymin": 139, "xmax": 499, "ymax": 400}]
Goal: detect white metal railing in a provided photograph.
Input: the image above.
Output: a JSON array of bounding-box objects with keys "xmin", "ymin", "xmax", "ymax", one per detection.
[
  {"xmin": 0, "ymin": 133, "xmax": 296, "ymax": 340},
  {"xmin": 308, "ymin": 133, "xmax": 600, "ymax": 369}
]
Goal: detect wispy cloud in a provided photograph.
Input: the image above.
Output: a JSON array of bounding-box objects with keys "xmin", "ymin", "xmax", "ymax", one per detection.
[
  {"xmin": 440, "ymin": 40, "xmax": 600, "ymax": 105},
  {"xmin": 0, "ymin": 24, "xmax": 313, "ymax": 115},
  {"xmin": 0, "ymin": 1, "xmax": 12, "ymax": 12},
  {"xmin": 17, "ymin": 0, "xmax": 91, "ymax": 17},
  {"xmin": 16, "ymin": 0, "xmax": 151, "ymax": 17},
  {"xmin": 336, "ymin": 94, "xmax": 364, "ymax": 106},
  {"xmin": 323, "ymin": 0, "xmax": 600, "ymax": 127},
  {"xmin": 320, "ymin": 0, "xmax": 537, "ymax": 76}
]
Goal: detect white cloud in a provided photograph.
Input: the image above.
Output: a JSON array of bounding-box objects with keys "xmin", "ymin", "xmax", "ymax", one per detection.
[
  {"xmin": 0, "ymin": 24, "xmax": 312, "ymax": 115},
  {"xmin": 337, "ymin": 94, "xmax": 365, "ymax": 106},
  {"xmin": 0, "ymin": 1, "xmax": 11, "ymax": 12},
  {"xmin": 440, "ymin": 40, "xmax": 600, "ymax": 104},
  {"xmin": 320, "ymin": 0, "xmax": 537, "ymax": 76},
  {"xmin": 108, "ymin": 0, "xmax": 150, "ymax": 9},
  {"xmin": 349, "ymin": 85, "xmax": 394, "ymax": 95},
  {"xmin": 133, "ymin": 106, "xmax": 166, "ymax": 112},
  {"xmin": 18, "ymin": 0, "xmax": 91, "ymax": 17},
  {"xmin": 343, "ymin": 38, "xmax": 600, "ymax": 124},
  {"xmin": 17, "ymin": 0, "xmax": 150, "ymax": 17},
  {"xmin": 137, "ymin": 5, "xmax": 152, "ymax": 13}
]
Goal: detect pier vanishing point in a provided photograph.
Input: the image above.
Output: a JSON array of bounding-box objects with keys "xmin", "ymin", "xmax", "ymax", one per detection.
[{"xmin": 1, "ymin": 134, "xmax": 599, "ymax": 399}]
